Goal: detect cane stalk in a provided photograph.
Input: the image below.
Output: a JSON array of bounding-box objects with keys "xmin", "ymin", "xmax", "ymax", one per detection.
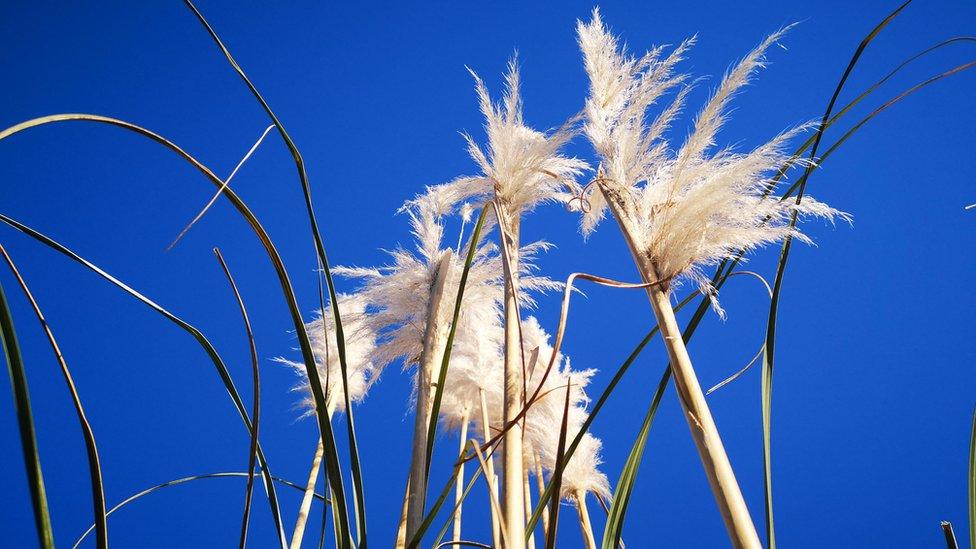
[
  {"xmin": 600, "ymin": 190, "xmax": 760, "ymax": 548},
  {"xmin": 575, "ymin": 491, "xmax": 597, "ymax": 549},
  {"xmin": 452, "ymin": 411, "xmax": 470, "ymax": 546},
  {"xmin": 405, "ymin": 252, "xmax": 456, "ymax": 541}
]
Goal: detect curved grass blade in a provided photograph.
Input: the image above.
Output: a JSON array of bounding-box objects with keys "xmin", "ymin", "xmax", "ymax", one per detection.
[
  {"xmin": 0, "ymin": 263, "xmax": 54, "ymax": 548},
  {"xmin": 0, "ymin": 244, "xmax": 106, "ymax": 548},
  {"xmin": 72, "ymin": 472, "xmax": 329, "ymax": 549},
  {"xmin": 544, "ymin": 381, "xmax": 573, "ymax": 549},
  {"xmin": 764, "ymin": 4, "xmax": 923, "ymax": 545},
  {"xmin": 970, "ymin": 408, "xmax": 976, "ymax": 549},
  {"xmin": 0, "ymin": 212, "xmax": 287, "ymax": 548},
  {"xmin": 168, "ymin": 124, "xmax": 276, "ymax": 251},
  {"xmin": 425, "ymin": 206, "xmax": 489, "ymax": 475},
  {"xmin": 214, "ymin": 248, "xmax": 262, "ymax": 549},
  {"xmin": 431, "ymin": 467, "xmax": 483, "ymax": 547},
  {"xmin": 181, "ymin": 4, "xmax": 364, "ymax": 543},
  {"xmin": 0, "ymin": 113, "xmax": 344, "ymax": 549},
  {"xmin": 601, "ymin": 365, "xmax": 669, "ymax": 549},
  {"xmin": 601, "ymin": 275, "xmax": 721, "ymax": 549}
]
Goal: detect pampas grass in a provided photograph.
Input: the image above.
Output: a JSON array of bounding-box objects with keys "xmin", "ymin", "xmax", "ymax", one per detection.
[{"xmin": 1, "ymin": 3, "xmax": 970, "ymax": 549}]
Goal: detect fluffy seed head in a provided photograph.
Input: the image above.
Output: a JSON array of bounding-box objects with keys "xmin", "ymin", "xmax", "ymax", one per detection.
[{"xmin": 574, "ymin": 9, "xmax": 849, "ymax": 303}]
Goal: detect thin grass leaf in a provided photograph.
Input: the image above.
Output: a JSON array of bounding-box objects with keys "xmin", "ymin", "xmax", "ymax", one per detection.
[
  {"xmin": 181, "ymin": 4, "xmax": 365, "ymax": 544},
  {"xmin": 544, "ymin": 381, "xmax": 573, "ymax": 549},
  {"xmin": 599, "ymin": 256, "xmax": 731, "ymax": 547},
  {"xmin": 168, "ymin": 124, "xmax": 276, "ymax": 251},
  {"xmin": 0, "ymin": 244, "xmax": 106, "ymax": 548},
  {"xmin": 213, "ymin": 248, "xmax": 262, "ymax": 549},
  {"xmin": 601, "ymin": 364, "xmax": 669, "ymax": 549},
  {"xmin": 970, "ymin": 408, "xmax": 976, "ymax": 549},
  {"xmin": 72, "ymin": 472, "xmax": 330, "ymax": 549},
  {"xmin": 425, "ymin": 205, "xmax": 489, "ymax": 474},
  {"xmin": 432, "ymin": 467, "xmax": 484, "ymax": 547},
  {"xmin": 763, "ymin": 4, "xmax": 918, "ymax": 545},
  {"xmin": 0, "ymin": 112, "xmax": 344, "ymax": 549},
  {"xmin": 470, "ymin": 441, "xmax": 509, "ymax": 549},
  {"xmin": 0, "ymin": 211, "xmax": 287, "ymax": 548},
  {"xmin": 0, "ymin": 264, "xmax": 54, "ymax": 549}
]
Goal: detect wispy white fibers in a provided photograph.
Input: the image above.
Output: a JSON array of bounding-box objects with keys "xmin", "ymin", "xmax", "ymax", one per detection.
[
  {"xmin": 432, "ymin": 61, "xmax": 589, "ymax": 225},
  {"xmin": 574, "ymin": 9, "xmax": 848, "ymax": 306},
  {"xmin": 334, "ymin": 189, "xmax": 560, "ymax": 390},
  {"xmin": 518, "ymin": 316, "xmax": 609, "ymax": 502},
  {"xmin": 277, "ymin": 293, "xmax": 376, "ymax": 416}
]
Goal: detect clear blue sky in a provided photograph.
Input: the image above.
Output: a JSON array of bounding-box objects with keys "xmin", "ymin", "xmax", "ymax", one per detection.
[{"xmin": 1, "ymin": 1, "xmax": 974, "ymax": 547}]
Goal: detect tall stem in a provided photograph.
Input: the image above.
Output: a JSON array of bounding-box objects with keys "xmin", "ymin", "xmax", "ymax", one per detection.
[
  {"xmin": 405, "ymin": 252, "xmax": 456, "ymax": 542},
  {"xmin": 291, "ymin": 399, "xmax": 337, "ymax": 549},
  {"xmin": 291, "ymin": 439, "xmax": 325, "ymax": 549},
  {"xmin": 480, "ymin": 388, "xmax": 502, "ymax": 548},
  {"xmin": 499, "ymin": 212, "xmax": 526, "ymax": 549},
  {"xmin": 533, "ymin": 455, "xmax": 550, "ymax": 537},
  {"xmin": 602, "ymin": 192, "xmax": 760, "ymax": 548},
  {"xmin": 574, "ymin": 491, "xmax": 596, "ymax": 549},
  {"xmin": 645, "ymin": 280, "xmax": 760, "ymax": 548},
  {"xmin": 452, "ymin": 411, "xmax": 470, "ymax": 547},
  {"xmin": 523, "ymin": 460, "xmax": 536, "ymax": 549}
]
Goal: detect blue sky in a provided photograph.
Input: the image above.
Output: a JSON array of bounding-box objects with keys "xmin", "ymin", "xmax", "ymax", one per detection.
[{"xmin": 1, "ymin": 1, "xmax": 974, "ymax": 547}]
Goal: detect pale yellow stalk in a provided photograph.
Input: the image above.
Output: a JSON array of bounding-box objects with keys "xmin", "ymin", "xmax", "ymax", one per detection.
[
  {"xmin": 574, "ymin": 491, "xmax": 596, "ymax": 549},
  {"xmin": 497, "ymin": 208, "xmax": 526, "ymax": 549},
  {"xmin": 602, "ymin": 191, "xmax": 761, "ymax": 549},
  {"xmin": 480, "ymin": 388, "xmax": 502, "ymax": 549},
  {"xmin": 291, "ymin": 396, "xmax": 338, "ymax": 549},
  {"xmin": 533, "ymin": 455, "xmax": 550, "ymax": 537},
  {"xmin": 452, "ymin": 411, "xmax": 470, "ymax": 546},
  {"xmin": 405, "ymin": 252, "xmax": 456, "ymax": 542}
]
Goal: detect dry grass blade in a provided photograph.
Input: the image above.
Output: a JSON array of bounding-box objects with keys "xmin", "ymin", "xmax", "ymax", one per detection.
[
  {"xmin": 181, "ymin": 4, "xmax": 366, "ymax": 543},
  {"xmin": 0, "ymin": 258, "xmax": 54, "ymax": 549},
  {"xmin": 942, "ymin": 521, "xmax": 959, "ymax": 549},
  {"xmin": 471, "ymin": 441, "xmax": 509, "ymax": 549},
  {"xmin": 544, "ymin": 381, "xmax": 573, "ymax": 549},
  {"xmin": 432, "ymin": 465, "xmax": 483, "ymax": 547},
  {"xmin": 970, "ymin": 408, "xmax": 976, "ymax": 549},
  {"xmin": 213, "ymin": 248, "xmax": 262, "ymax": 549},
  {"xmin": 0, "ymin": 211, "xmax": 287, "ymax": 548},
  {"xmin": 168, "ymin": 125, "xmax": 276, "ymax": 251},
  {"xmin": 71, "ymin": 471, "xmax": 330, "ymax": 549},
  {"xmin": 424, "ymin": 205, "xmax": 489, "ymax": 474},
  {"xmin": 0, "ymin": 244, "xmax": 106, "ymax": 548}
]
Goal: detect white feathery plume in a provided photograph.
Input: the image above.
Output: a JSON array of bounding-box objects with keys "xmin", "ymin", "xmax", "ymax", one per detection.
[
  {"xmin": 574, "ymin": 9, "xmax": 849, "ymax": 302},
  {"xmin": 277, "ymin": 293, "xmax": 377, "ymax": 416},
  {"xmin": 335, "ymin": 190, "xmax": 560, "ymax": 387},
  {"xmin": 432, "ymin": 60, "xmax": 590, "ymax": 225},
  {"xmin": 515, "ymin": 317, "xmax": 607, "ymax": 502},
  {"xmin": 429, "ymin": 59, "xmax": 589, "ymax": 548}
]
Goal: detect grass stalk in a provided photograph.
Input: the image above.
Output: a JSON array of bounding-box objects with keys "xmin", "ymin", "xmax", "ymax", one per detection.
[
  {"xmin": 601, "ymin": 193, "xmax": 759, "ymax": 547},
  {"xmin": 213, "ymin": 248, "xmax": 261, "ymax": 549},
  {"xmin": 481, "ymin": 388, "xmax": 502, "ymax": 548},
  {"xmin": 575, "ymin": 492, "xmax": 597, "ymax": 549},
  {"xmin": 0, "ymin": 255, "xmax": 55, "ymax": 549},
  {"xmin": 524, "ymin": 463, "xmax": 536, "ymax": 549},
  {"xmin": 533, "ymin": 455, "xmax": 550, "ymax": 538},
  {"xmin": 405, "ymin": 252, "xmax": 456, "ymax": 542},
  {"xmin": 73, "ymin": 472, "xmax": 329, "ymax": 549},
  {"xmin": 292, "ymin": 437, "xmax": 326, "ymax": 549},
  {"xmin": 453, "ymin": 411, "xmax": 470, "ymax": 547},
  {"xmin": 496, "ymin": 207, "xmax": 526, "ymax": 549},
  {"xmin": 1, "ymin": 244, "xmax": 106, "ymax": 548}
]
